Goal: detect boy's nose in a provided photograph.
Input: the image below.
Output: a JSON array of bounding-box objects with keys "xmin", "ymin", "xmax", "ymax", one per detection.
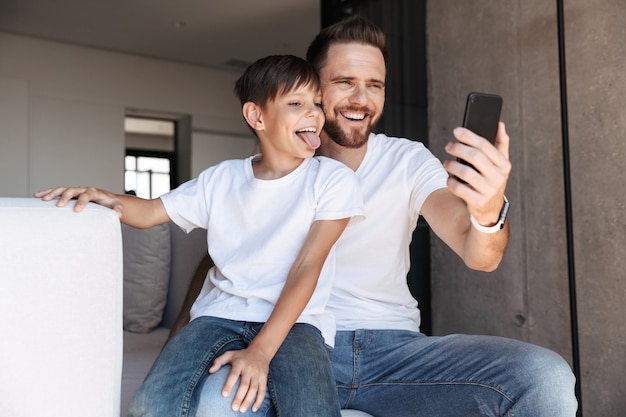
[{"xmin": 307, "ymin": 104, "xmax": 323, "ymax": 118}]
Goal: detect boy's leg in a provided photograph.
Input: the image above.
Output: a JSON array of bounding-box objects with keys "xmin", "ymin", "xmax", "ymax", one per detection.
[
  {"xmin": 268, "ymin": 323, "xmax": 342, "ymax": 417},
  {"xmin": 196, "ymin": 366, "xmax": 276, "ymax": 417},
  {"xmin": 196, "ymin": 323, "xmax": 338, "ymax": 417},
  {"xmin": 128, "ymin": 316, "xmax": 249, "ymax": 417},
  {"xmin": 330, "ymin": 330, "xmax": 577, "ymax": 417}
]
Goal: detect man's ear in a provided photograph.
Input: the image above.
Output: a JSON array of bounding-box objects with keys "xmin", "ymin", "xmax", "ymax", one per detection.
[{"xmin": 242, "ymin": 102, "xmax": 263, "ymax": 130}]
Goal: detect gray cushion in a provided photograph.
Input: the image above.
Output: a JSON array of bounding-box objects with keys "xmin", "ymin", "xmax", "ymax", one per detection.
[{"xmin": 122, "ymin": 223, "xmax": 171, "ymax": 333}]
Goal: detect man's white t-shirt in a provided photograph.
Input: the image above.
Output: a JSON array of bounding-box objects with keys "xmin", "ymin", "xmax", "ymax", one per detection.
[
  {"xmin": 327, "ymin": 133, "xmax": 449, "ymax": 332},
  {"xmin": 160, "ymin": 155, "xmax": 364, "ymax": 345}
]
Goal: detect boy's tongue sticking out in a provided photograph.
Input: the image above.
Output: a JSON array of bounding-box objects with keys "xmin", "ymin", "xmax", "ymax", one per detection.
[{"xmin": 297, "ymin": 131, "xmax": 321, "ymax": 149}]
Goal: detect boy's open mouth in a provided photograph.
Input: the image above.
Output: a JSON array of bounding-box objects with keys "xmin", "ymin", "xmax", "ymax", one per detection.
[{"xmin": 296, "ymin": 127, "xmax": 321, "ymax": 149}]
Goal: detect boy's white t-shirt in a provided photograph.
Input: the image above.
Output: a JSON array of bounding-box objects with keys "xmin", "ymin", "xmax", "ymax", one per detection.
[
  {"xmin": 327, "ymin": 133, "xmax": 449, "ymax": 332},
  {"xmin": 160, "ymin": 155, "xmax": 364, "ymax": 346}
]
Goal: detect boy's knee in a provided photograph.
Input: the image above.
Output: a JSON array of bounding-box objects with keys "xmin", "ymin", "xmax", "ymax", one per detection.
[{"xmin": 127, "ymin": 398, "xmax": 153, "ymax": 417}]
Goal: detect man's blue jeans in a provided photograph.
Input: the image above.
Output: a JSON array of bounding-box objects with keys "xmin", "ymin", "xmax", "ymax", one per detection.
[
  {"xmin": 127, "ymin": 316, "xmax": 341, "ymax": 417},
  {"xmin": 198, "ymin": 329, "xmax": 577, "ymax": 417},
  {"xmin": 330, "ymin": 330, "xmax": 577, "ymax": 417}
]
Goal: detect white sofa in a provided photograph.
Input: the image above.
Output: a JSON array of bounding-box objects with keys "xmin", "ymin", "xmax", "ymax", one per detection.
[
  {"xmin": 0, "ymin": 197, "xmax": 372, "ymax": 417},
  {"xmin": 1, "ymin": 198, "xmax": 123, "ymax": 417}
]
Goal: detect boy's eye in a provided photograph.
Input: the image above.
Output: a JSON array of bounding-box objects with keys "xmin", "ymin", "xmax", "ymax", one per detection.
[{"xmin": 289, "ymin": 101, "xmax": 301, "ymax": 106}]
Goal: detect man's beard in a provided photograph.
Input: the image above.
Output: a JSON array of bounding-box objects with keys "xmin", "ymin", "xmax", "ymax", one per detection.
[{"xmin": 323, "ymin": 115, "xmax": 378, "ymax": 149}]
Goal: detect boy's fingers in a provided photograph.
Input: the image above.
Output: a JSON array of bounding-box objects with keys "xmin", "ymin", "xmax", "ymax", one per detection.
[
  {"xmin": 221, "ymin": 372, "xmax": 239, "ymax": 401},
  {"xmin": 230, "ymin": 373, "xmax": 249, "ymax": 411},
  {"xmin": 72, "ymin": 193, "xmax": 89, "ymax": 211},
  {"xmin": 58, "ymin": 188, "xmax": 82, "ymax": 209},
  {"xmin": 251, "ymin": 382, "xmax": 266, "ymax": 412},
  {"xmin": 33, "ymin": 188, "xmax": 54, "ymax": 198},
  {"xmin": 233, "ymin": 376, "xmax": 258, "ymax": 413},
  {"xmin": 35, "ymin": 187, "xmax": 65, "ymax": 201},
  {"xmin": 209, "ymin": 351, "xmax": 233, "ymax": 374}
]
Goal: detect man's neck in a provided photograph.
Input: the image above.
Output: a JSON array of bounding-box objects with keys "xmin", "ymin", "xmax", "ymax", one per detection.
[{"xmin": 317, "ymin": 135, "xmax": 368, "ymax": 172}]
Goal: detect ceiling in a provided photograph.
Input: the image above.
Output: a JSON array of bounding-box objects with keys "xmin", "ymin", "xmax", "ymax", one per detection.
[{"xmin": 0, "ymin": 0, "xmax": 321, "ymax": 72}]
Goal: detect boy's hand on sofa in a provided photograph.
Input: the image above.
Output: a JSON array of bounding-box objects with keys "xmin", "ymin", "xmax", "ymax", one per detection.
[
  {"xmin": 35, "ymin": 186, "xmax": 170, "ymax": 229},
  {"xmin": 35, "ymin": 186, "xmax": 124, "ymax": 217},
  {"xmin": 209, "ymin": 347, "xmax": 270, "ymax": 413}
]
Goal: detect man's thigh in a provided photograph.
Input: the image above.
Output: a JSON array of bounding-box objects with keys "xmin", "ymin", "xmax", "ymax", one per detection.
[{"xmin": 329, "ymin": 330, "xmax": 573, "ymax": 417}]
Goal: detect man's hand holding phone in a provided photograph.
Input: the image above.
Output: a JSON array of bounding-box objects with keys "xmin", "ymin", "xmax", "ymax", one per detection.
[{"xmin": 444, "ymin": 92, "xmax": 511, "ymax": 230}]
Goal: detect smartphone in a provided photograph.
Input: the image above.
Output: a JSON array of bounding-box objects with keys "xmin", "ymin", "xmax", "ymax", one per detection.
[{"xmin": 457, "ymin": 92, "xmax": 503, "ymax": 172}]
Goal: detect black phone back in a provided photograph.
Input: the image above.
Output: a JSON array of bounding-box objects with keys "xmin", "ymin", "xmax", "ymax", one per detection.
[{"xmin": 462, "ymin": 92, "xmax": 502, "ymax": 143}]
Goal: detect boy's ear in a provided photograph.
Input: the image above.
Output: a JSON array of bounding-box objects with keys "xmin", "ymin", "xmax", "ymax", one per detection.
[{"xmin": 242, "ymin": 102, "xmax": 263, "ymax": 131}]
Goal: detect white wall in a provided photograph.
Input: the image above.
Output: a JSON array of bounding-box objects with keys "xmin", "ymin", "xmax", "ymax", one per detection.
[
  {"xmin": 0, "ymin": 33, "xmax": 257, "ymax": 196},
  {"xmin": 191, "ymin": 131, "xmax": 258, "ymax": 178}
]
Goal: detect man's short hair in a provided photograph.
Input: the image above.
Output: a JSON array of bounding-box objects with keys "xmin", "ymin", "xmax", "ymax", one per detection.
[
  {"xmin": 306, "ymin": 15, "xmax": 387, "ymax": 72},
  {"xmin": 234, "ymin": 55, "xmax": 320, "ymax": 108}
]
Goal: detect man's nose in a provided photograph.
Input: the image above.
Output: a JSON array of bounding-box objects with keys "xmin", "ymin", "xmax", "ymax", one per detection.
[{"xmin": 349, "ymin": 84, "xmax": 368, "ymax": 105}]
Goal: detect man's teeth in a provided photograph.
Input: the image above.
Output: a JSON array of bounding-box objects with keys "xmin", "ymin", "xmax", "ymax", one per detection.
[{"xmin": 343, "ymin": 113, "xmax": 365, "ymax": 120}]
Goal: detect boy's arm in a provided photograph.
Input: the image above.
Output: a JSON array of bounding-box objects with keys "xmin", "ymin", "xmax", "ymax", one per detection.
[
  {"xmin": 35, "ymin": 186, "xmax": 170, "ymax": 228},
  {"xmin": 210, "ymin": 218, "xmax": 349, "ymax": 413}
]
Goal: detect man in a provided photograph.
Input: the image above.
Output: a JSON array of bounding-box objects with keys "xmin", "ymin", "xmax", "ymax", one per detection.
[{"xmin": 182, "ymin": 15, "xmax": 578, "ymax": 417}]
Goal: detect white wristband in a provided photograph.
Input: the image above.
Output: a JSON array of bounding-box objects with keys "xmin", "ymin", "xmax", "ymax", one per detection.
[{"xmin": 470, "ymin": 196, "xmax": 509, "ymax": 234}]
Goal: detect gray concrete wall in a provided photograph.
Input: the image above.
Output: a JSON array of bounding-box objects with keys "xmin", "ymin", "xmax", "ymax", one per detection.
[{"xmin": 426, "ymin": 1, "xmax": 625, "ymax": 415}]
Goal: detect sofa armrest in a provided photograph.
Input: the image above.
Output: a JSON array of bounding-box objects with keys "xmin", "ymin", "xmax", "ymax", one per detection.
[{"xmin": 0, "ymin": 198, "xmax": 123, "ymax": 417}]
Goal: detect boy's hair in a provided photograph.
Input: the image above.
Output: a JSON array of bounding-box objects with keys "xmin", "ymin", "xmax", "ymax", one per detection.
[
  {"xmin": 234, "ymin": 54, "xmax": 320, "ymax": 108},
  {"xmin": 306, "ymin": 15, "xmax": 387, "ymax": 72}
]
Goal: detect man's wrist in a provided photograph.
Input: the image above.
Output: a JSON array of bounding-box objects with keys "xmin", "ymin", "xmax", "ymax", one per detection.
[{"xmin": 470, "ymin": 196, "xmax": 509, "ymax": 234}]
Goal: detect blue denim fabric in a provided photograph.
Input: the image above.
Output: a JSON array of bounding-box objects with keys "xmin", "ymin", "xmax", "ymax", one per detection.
[
  {"xmin": 196, "ymin": 366, "xmax": 275, "ymax": 417},
  {"xmin": 128, "ymin": 316, "xmax": 340, "ymax": 417},
  {"xmin": 329, "ymin": 330, "xmax": 578, "ymax": 417},
  {"xmin": 197, "ymin": 329, "xmax": 576, "ymax": 416}
]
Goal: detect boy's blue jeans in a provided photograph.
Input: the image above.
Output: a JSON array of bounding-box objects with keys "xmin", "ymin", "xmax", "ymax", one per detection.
[
  {"xmin": 127, "ymin": 316, "xmax": 341, "ymax": 417},
  {"xmin": 197, "ymin": 329, "xmax": 577, "ymax": 417}
]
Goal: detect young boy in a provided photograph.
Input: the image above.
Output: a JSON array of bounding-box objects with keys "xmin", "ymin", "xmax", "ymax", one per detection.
[{"xmin": 36, "ymin": 55, "xmax": 364, "ymax": 417}]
